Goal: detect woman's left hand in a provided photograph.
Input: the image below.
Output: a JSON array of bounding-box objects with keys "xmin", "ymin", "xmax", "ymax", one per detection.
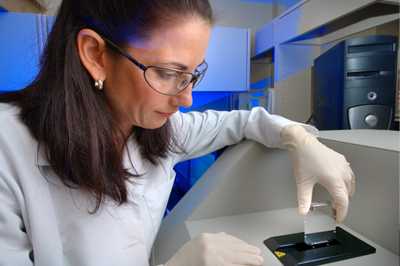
[{"xmin": 281, "ymin": 125, "xmax": 356, "ymax": 223}]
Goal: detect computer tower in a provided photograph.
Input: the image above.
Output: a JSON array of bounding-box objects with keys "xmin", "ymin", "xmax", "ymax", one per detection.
[{"xmin": 313, "ymin": 35, "xmax": 398, "ymax": 130}]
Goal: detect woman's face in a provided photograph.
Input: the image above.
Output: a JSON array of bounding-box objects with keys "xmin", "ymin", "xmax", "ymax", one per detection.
[{"xmin": 104, "ymin": 17, "xmax": 211, "ymax": 132}]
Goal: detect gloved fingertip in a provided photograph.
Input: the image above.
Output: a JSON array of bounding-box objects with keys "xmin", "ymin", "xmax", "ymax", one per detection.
[
  {"xmin": 334, "ymin": 207, "xmax": 347, "ymax": 224},
  {"xmin": 298, "ymin": 205, "xmax": 309, "ymax": 215},
  {"xmin": 257, "ymin": 255, "xmax": 265, "ymax": 265},
  {"xmin": 297, "ymin": 183, "xmax": 314, "ymax": 216},
  {"xmin": 253, "ymin": 246, "xmax": 262, "ymax": 255},
  {"xmin": 298, "ymin": 196, "xmax": 312, "ymax": 215}
]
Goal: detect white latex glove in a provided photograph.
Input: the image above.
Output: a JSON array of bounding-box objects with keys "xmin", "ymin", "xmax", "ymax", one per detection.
[
  {"xmin": 164, "ymin": 232, "xmax": 264, "ymax": 266},
  {"xmin": 281, "ymin": 125, "xmax": 356, "ymax": 223}
]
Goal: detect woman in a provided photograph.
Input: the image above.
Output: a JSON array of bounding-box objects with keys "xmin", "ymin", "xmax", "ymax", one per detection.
[{"xmin": 0, "ymin": 0, "xmax": 355, "ymax": 265}]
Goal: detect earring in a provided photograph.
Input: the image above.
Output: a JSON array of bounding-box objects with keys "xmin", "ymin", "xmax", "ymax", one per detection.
[{"xmin": 94, "ymin": 79, "xmax": 104, "ymax": 90}]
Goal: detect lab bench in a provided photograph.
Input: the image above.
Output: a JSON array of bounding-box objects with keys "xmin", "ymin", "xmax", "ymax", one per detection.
[
  {"xmin": 152, "ymin": 129, "xmax": 399, "ymax": 266},
  {"xmin": 185, "ymin": 208, "xmax": 397, "ymax": 266}
]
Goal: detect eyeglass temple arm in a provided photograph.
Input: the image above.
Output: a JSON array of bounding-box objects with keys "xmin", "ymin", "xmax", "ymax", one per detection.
[{"xmin": 102, "ymin": 37, "xmax": 147, "ymax": 71}]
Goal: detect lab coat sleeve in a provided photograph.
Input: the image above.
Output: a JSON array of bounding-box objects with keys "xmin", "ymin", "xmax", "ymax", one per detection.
[
  {"xmin": 0, "ymin": 170, "xmax": 33, "ymax": 266},
  {"xmin": 171, "ymin": 107, "xmax": 317, "ymax": 162}
]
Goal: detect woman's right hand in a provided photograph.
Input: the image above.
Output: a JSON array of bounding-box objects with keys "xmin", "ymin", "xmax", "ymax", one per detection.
[{"xmin": 164, "ymin": 232, "xmax": 264, "ymax": 266}]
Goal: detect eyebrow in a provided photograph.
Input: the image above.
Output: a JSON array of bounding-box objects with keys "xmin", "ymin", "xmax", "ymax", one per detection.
[
  {"xmin": 160, "ymin": 62, "xmax": 189, "ymax": 71},
  {"xmin": 160, "ymin": 60, "xmax": 206, "ymax": 72}
]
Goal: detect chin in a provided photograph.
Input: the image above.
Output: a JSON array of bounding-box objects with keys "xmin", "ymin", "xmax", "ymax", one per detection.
[{"xmin": 143, "ymin": 119, "xmax": 168, "ymax": 130}]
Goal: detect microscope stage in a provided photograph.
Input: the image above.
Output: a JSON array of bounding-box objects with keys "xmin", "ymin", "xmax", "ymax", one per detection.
[{"xmin": 264, "ymin": 226, "xmax": 376, "ymax": 266}]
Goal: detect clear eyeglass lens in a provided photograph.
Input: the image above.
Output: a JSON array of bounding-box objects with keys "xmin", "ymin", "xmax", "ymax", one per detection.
[{"xmin": 145, "ymin": 67, "xmax": 193, "ymax": 95}]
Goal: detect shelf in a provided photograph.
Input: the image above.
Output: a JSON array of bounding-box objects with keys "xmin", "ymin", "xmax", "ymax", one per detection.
[
  {"xmin": 287, "ymin": 2, "xmax": 400, "ymax": 45},
  {"xmin": 276, "ymin": 0, "xmax": 376, "ymax": 44},
  {"xmin": 254, "ymin": 0, "xmax": 400, "ymax": 57}
]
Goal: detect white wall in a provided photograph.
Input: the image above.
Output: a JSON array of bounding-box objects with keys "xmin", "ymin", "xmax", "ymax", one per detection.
[
  {"xmin": 0, "ymin": 0, "xmax": 61, "ymax": 15},
  {"xmin": 273, "ymin": 0, "xmax": 302, "ymax": 16},
  {"xmin": 210, "ymin": 0, "xmax": 275, "ymax": 30},
  {"xmin": 0, "ymin": 0, "xmax": 42, "ymax": 13}
]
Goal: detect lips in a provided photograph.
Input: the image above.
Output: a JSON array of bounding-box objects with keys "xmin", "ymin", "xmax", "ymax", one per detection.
[{"xmin": 156, "ymin": 111, "xmax": 177, "ymax": 117}]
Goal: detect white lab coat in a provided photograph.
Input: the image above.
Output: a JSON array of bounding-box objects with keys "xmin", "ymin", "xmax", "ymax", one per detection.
[{"xmin": 0, "ymin": 103, "xmax": 316, "ymax": 266}]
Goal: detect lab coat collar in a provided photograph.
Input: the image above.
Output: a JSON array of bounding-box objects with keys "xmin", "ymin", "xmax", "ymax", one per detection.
[
  {"xmin": 123, "ymin": 138, "xmax": 149, "ymax": 176},
  {"xmin": 36, "ymin": 138, "xmax": 149, "ymax": 175}
]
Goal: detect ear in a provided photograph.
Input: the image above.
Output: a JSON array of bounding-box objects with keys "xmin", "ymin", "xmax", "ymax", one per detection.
[{"xmin": 76, "ymin": 29, "xmax": 107, "ymax": 82}]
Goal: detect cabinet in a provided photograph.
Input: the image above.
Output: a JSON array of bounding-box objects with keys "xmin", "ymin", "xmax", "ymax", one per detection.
[
  {"xmin": 0, "ymin": 12, "xmax": 250, "ymax": 92},
  {"xmin": 196, "ymin": 26, "xmax": 250, "ymax": 92}
]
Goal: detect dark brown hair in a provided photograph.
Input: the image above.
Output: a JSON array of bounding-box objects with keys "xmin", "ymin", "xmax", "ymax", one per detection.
[{"xmin": 0, "ymin": 0, "xmax": 214, "ymax": 211}]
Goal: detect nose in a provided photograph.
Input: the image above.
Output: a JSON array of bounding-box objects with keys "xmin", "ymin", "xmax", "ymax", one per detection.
[{"xmin": 174, "ymin": 85, "xmax": 193, "ymax": 108}]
